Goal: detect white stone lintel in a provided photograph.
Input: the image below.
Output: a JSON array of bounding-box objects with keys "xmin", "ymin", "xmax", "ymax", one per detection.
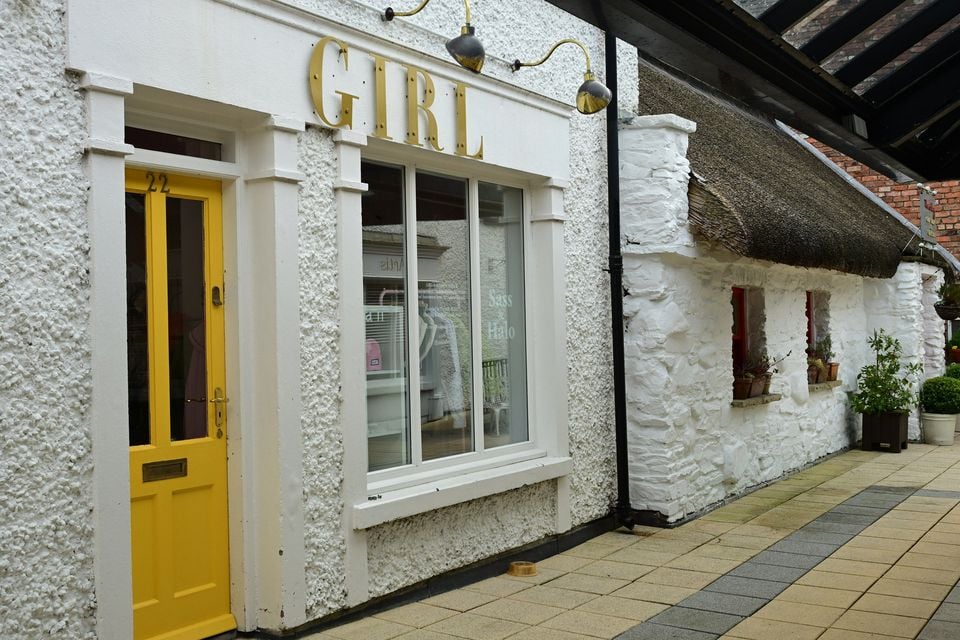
[
  {"xmin": 244, "ymin": 169, "xmax": 306, "ymax": 184},
  {"xmin": 85, "ymin": 138, "xmax": 135, "ymax": 156},
  {"xmin": 621, "ymin": 114, "xmax": 696, "ymax": 134},
  {"xmin": 79, "ymin": 72, "xmax": 133, "ymax": 95},
  {"xmin": 333, "ymin": 129, "xmax": 368, "ymax": 148},
  {"xmin": 333, "ymin": 179, "xmax": 368, "ymax": 193}
]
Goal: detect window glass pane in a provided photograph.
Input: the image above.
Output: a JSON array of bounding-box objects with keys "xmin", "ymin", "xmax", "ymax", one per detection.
[
  {"xmin": 127, "ymin": 192, "xmax": 150, "ymax": 446},
  {"xmin": 166, "ymin": 198, "xmax": 208, "ymax": 441},
  {"xmin": 416, "ymin": 172, "xmax": 474, "ymax": 461},
  {"xmin": 362, "ymin": 162, "xmax": 411, "ymax": 471},
  {"xmin": 479, "ymin": 183, "xmax": 528, "ymax": 447}
]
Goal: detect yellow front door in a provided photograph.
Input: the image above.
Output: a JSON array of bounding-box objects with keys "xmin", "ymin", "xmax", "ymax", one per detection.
[{"xmin": 126, "ymin": 170, "xmax": 235, "ymax": 640}]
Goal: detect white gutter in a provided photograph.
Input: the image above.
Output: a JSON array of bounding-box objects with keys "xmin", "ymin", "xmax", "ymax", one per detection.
[{"xmin": 778, "ymin": 121, "xmax": 960, "ymax": 275}]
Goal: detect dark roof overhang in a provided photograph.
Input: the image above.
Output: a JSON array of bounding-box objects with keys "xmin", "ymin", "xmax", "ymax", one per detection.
[{"xmin": 545, "ymin": 0, "xmax": 960, "ymax": 182}]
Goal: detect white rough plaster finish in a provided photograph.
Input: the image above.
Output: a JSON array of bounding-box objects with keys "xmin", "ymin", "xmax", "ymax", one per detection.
[
  {"xmin": 921, "ymin": 266, "xmax": 946, "ymax": 378},
  {"xmin": 286, "ymin": 0, "xmax": 634, "ymax": 608},
  {"xmin": 365, "ymin": 481, "xmax": 556, "ymax": 597},
  {"xmin": 285, "ymin": 0, "xmax": 633, "ymax": 603},
  {"xmin": 0, "ymin": 1, "xmax": 96, "ymax": 636},
  {"xmin": 298, "ymin": 127, "xmax": 348, "ymax": 618},
  {"xmin": 864, "ymin": 263, "xmax": 931, "ymax": 439},
  {"xmin": 619, "ymin": 119, "xmax": 939, "ymax": 522}
]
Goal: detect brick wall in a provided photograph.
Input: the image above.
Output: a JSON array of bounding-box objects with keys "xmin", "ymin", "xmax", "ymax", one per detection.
[{"xmin": 808, "ymin": 138, "xmax": 960, "ymax": 258}]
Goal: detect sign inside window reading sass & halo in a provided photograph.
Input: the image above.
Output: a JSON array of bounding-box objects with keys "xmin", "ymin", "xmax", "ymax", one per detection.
[{"xmin": 309, "ymin": 36, "xmax": 484, "ymax": 159}]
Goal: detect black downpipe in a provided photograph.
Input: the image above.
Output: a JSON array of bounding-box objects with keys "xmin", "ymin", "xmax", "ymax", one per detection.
[{"xmin": 603, "ymin": 30, "xmax": 634, "ymax": 529}]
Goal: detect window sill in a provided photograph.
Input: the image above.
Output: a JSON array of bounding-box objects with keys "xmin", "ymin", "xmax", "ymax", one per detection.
[
  {"xmin": 731, "ymin": 393, "xmax": 782, "ymax": 408},
  {"xmin": 809, "ymin": 380, "xmax": 842, "ymax": 392},
  {"xmin": 352, "ymin": 455, "xmax": 572, "ymax": 529}
]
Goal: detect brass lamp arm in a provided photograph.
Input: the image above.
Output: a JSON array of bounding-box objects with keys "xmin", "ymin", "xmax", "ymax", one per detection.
[
  {"xmin": 385, "ymin": 0, "xmax": 473, "ymax": 24},
  {"xmin": 511, "ymin": 39, "xmax": 592, "ymax": 74}
]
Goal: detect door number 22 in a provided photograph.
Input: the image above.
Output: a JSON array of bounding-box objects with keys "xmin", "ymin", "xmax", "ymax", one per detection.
[{"xmin": 145, "ymin": 172, "xmax": 170, "ymax": 193}]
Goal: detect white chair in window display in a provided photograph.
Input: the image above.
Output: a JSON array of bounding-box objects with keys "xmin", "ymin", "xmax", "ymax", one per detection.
[{"xmin": 482, "ymin": 358, "xmax": 509, "ymax": 436}]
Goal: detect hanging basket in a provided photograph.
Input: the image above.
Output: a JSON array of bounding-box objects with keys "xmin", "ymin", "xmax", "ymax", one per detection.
[{"xmin": 935, "ymin": 302, "xmax": 960, "ymax": 320}]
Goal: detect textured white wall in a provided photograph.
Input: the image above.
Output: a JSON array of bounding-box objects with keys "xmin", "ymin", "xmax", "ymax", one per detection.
[
  {"xmin": 619, "ymin": 116, "xmax": 936, "ymax": 522},
  {"xmin": 299, "ymin": 127, "xmax": 350, "ymax": 616},
  {"xmin": 0, "ymin": 0, "xmax": 95, "ymax": 636},
  {"xmin": 288, "ymin": 0, "xmax": 638, "ymax": 616},
  {"xmin": 366, "ymin": 481, "xmax": 556, "ymax": 597}
]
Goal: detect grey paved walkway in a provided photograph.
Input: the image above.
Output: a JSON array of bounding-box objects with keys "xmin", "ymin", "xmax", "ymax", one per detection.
[{"xmin": 312, "ymin": 442, "xmax": 960, "ymax": 640}]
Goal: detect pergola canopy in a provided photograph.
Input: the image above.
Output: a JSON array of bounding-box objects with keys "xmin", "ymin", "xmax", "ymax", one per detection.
[{"xmin": 546, "ymin": 0, "xmax": 960, "ymax": 182}]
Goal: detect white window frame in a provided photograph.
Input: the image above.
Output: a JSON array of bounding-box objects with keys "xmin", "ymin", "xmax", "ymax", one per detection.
[
  {"xmin": 361, "ymin": 157, "xmax": 541, "ymax": 493},
  {"xmin": 336, "ymin": 132, "xmax": 571, "ymax": 534}
]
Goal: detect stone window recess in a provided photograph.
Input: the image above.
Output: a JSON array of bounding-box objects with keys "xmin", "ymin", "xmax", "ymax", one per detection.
[
  {"xmin": 732, "ymin": 287, "xmax": 775, "ymax": 402},
  {"xmin": 806, "ymin": 290, "xmax": 838, "ymax": 385},
  {"xmin": 360, "ymin": 160, "xmax": 531, "ymax": 481},
  {"xmin": 732, "ymin": 286, "xmax": 766, "ymax": 375}
]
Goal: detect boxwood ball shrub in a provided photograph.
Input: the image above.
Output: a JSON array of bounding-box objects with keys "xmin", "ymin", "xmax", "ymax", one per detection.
[
  {"xmin": 946, "ymin": 363, "xmax": 960, "ymax": 380},
  {"xmin": 920, "ymin": 376, "xmax": 960, "ymax": 414}
]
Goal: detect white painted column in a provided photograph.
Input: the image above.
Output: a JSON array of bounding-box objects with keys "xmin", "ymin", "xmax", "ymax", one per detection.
[
  {"xmin": 333, "ymin": 129, "xmax": 370, "ymax": 605},
  {"xmin": 920, "ymin": 264, "xmax": 946, "ymax": 378},
  {"xmin": 529, "ymin": 180, "xmax": 571, "ymax": 533},
  {"xmin": 241, "ymin": 116, "xmax": 308, "ymax": 632},
  {"xmin": 619, "ymin": 114, "xmax": 699, "ymax": 522},
  {"xmin": 81, "ymin": 72, "xmax": 136, "ymax": 640}
]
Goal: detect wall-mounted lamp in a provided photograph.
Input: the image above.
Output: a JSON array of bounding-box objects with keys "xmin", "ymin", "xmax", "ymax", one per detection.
[
  {"xmin": 511, "ymin": 39, "xmax": 612, "ymax": 114},
  {"xmin": 383, "ymin": 0, "xmax": 485, "ymax": 73}
]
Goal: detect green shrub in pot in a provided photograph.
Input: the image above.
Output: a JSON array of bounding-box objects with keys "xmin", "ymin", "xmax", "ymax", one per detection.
[
  {"xmin": 920, "ymin": 377, "xmax": 960, "ymax": 414},
  {"xmin": 945, "ymin": 363, "xmax": 960, "ymax": 379},
  {"xmin": 920, "ymin": 376, "xmax": 960, "ymax": 445}
]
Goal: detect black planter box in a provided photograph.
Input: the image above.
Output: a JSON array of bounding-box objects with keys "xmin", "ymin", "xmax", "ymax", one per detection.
[{"xmin": 861, "ymin": 412, "xmax": 908, "ymax": 453}]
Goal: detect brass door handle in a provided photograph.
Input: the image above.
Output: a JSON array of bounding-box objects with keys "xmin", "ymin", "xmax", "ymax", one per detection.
[{"xmin": 209, "ymin": 387, "xmax": 228, "ymax": 438}]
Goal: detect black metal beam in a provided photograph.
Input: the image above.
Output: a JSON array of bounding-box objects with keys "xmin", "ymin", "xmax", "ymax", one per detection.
[
  {"xmin": 834, "ymin": 0, "xmax": 960, "ymax": 88},
  {"xmin": 760, "ymin": 0, "xmax": 826, "ymax": 33},
  {"xmin": 801, "ymin": 0, "xmax": 902, "ymax": 63},
  {"xmin": 864, "ymin": 27, "xmax": 960, "ymax": 106},
  {"xmin": 543, "ymin": 0, "xmax": 958, "ymax": 180},
  {"xmin": 871, "ymin": 57, "xmax": 960, "ymax": 145},
  {"xmin": 920, "ymin": 103, "xmax": 960, "ymax": 147}
]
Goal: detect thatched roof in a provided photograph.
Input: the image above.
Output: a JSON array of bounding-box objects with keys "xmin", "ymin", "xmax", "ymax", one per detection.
[{"xmin": 635, "ymin": 61, "xmax": 928, "ymax": 278}]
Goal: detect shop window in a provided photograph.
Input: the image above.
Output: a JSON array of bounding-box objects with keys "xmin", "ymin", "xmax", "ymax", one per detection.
[
  {"xmin": 361, "ymin": 161, "xmax": 528, "ymax": 474},
  {"xmin": 732, "ymin": 286, "xmax": 766, "ymax": 374}
]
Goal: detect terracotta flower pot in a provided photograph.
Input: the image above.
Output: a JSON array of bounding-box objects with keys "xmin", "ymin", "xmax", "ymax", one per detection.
[
  {"xmin": 749, "ymin": 376, "xmax": 765, "ymax": 398},
  {"xmin": 826, "ymin": 362, "xmax": 839, "ymax": 382},
  {"xmin": 733, "ymin": 377, "xmax": 752, "ymax": 400}
]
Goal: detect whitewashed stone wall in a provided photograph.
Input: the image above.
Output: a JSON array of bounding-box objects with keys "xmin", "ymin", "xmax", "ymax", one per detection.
[
  {"xmin": 0, "ymin": 0, "xmax": 95, "ymax": 636},
  {"xmin": 620, "ymin": 115, "xmax": 939, "ymax": 522}
]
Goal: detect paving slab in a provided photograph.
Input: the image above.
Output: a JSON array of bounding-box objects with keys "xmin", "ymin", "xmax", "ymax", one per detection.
[
  {"xmin": 919, "ymin": 619, "xmax": 960, "ymax": 640},
  {"xmin": 727, "ymin": 562, "xmax": 808, "ymax": 583},
  {"xmin": 677, "ymin": 591, "xmax": 767, "ymax": 617},
  {"xmin": 616, "ymin": 623, "xmax": 719, "ymax": 639},
  {"xmin": 648, "ymin": 606, "xmax": 743, "ymax": 634},
  {"xmin": 703, "ymin": 575, "xmax": 791, "ymax": 600}
]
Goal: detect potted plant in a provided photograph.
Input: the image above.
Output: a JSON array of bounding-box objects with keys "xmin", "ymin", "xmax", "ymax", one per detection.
[
  {"xmin": 748, "ymin": 351, "xmax": 790, "ymax": 395},
  {"xmin": 947, "ymin": 334, "xmax": 960, "ymax": 363},
  {"xmin": 849, "ymin": 329, "xmax": 922, "ymax": 453},
  {"xmin": 935, "ymin": 283, "xmax": 960, "ymax": 320},
  {"xmin": 807, "ymin": 355, "xmax": 826, "ymax": 384},
  {"xmin": 919, "ymin": 376, "xmax": 960, "ymax": 445},
  {"xmin": 947, "ymin": 363, "xmax": 960, "ymax": 379},
  {"xmin": 733, "ymin": 366, "xmax": 755, "ymax": 400},
  {"xmin": 815, "ymin": 335, "xmax": 840, "ymax": 382}
]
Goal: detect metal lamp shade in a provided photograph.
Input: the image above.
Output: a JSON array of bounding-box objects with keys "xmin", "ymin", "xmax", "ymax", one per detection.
[
  {"xmin": 446, "ymin": 25, "xmax": 485, "ymax": 73},
  {"xmin": 576, "ymin": 73, "xmax": 612, "ymax": 114}
]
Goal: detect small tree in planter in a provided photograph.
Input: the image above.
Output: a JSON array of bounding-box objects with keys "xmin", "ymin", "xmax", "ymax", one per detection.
[
  {"xmin": 849, "ymin": 329, "xmax": 922, "ymax": 453},
  {"xmin": 919, "ymin": 377, "xmax": 960, "ymax": 445}
]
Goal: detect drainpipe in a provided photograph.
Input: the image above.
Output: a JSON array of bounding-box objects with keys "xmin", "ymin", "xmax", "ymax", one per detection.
[{"xmin": 603, "ymin": 29, "xmax": 634, "ymax": 529}]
